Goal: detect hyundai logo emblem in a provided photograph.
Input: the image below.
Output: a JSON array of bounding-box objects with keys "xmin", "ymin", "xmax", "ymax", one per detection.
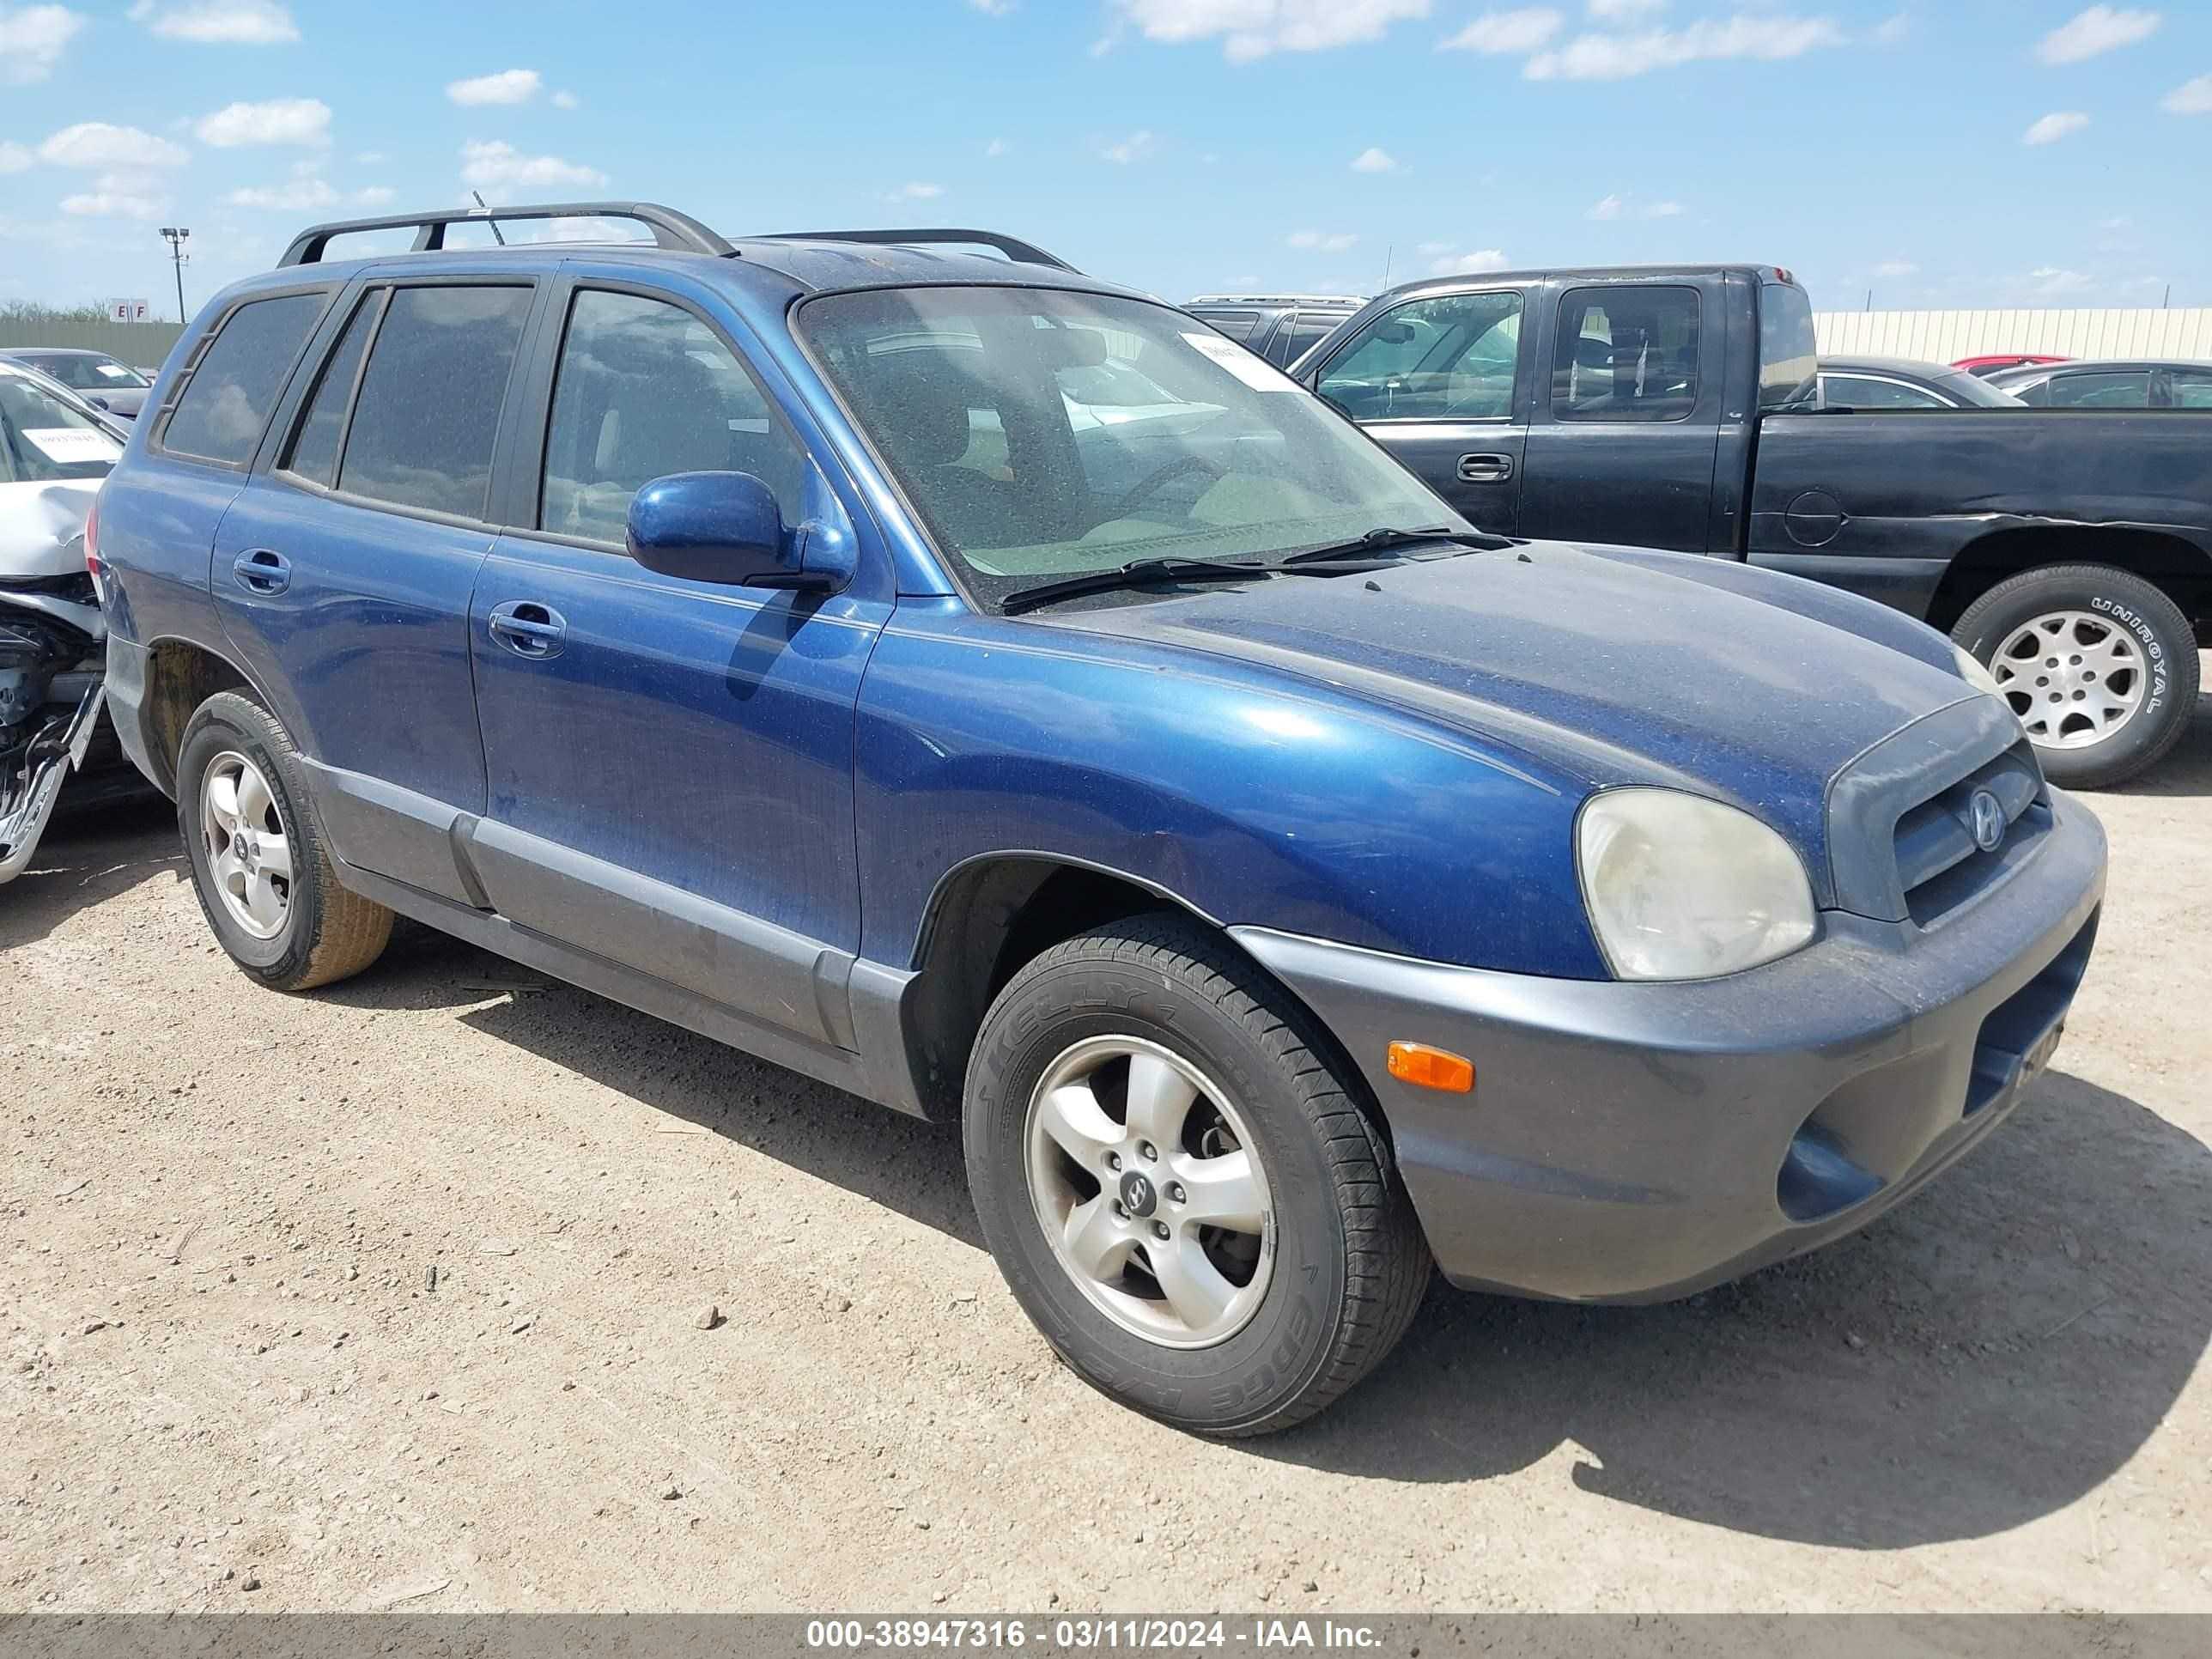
[
  {"xmin": 1970, "ymin": 789, "xmax": 2006, "ymax": 854},
  {"xmin": 1118, "ymin": 1170, "xmax": 1158, "ymax": 1218}
]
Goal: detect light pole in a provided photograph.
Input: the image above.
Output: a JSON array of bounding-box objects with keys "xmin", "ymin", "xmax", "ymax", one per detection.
[{"xmin": 159, "ymin": 227, "xmax": 190, "ymax": 324}]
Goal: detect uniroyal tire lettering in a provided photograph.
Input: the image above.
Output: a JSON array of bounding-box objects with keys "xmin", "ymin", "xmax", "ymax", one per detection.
[{"xmin": 2090, "ymin": 595, "xmax": 2169, "ymax": 710}]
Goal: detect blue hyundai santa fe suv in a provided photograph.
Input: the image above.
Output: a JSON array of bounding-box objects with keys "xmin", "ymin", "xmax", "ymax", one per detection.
[{"xmin": 91, "ymin": 202, "xmax": 2107, "ymax": 1435}]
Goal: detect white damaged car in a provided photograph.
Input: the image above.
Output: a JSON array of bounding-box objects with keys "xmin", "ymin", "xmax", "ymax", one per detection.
[{"xmin": 0, "ymin": 357, "xmax": 126, "ymax": 882}]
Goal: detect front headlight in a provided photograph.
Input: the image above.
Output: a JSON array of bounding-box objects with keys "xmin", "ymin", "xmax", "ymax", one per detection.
[
  {"xmin": 1577, "ymin": 789, "xmax": 1817, "ymax": 981},
  {"xmin": 1953, "ymin": 641, "xmax": 2007, "ymax": 702}
]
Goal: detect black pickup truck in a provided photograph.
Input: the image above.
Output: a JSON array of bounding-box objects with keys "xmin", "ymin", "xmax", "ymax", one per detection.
[{"xmin": 1294, "ymin": 264, "xmax": 2209, "ymax": 787}]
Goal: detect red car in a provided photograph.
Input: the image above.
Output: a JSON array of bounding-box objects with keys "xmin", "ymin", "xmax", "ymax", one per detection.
[{"xmin": 1954, "ymin": 353, "xmax": 2069, "ymax": 378}]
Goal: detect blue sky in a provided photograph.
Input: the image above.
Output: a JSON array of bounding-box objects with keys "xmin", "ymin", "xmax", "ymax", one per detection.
[{"xmin": 2, "ymin": 1, "xmax": 2208, "ymax": 315}]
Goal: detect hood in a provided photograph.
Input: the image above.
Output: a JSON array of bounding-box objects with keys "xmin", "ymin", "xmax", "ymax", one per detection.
[
  {"xmin": 0, "ymin": 480, "xmax": 100, "ymax": 581},
  {"xmin": 1046, "ymin": 539, "xmax": 1981, "ymax": 881}
]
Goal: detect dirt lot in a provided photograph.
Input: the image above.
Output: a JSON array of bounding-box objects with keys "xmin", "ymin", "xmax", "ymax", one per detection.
[{"xmin": 5, "ymin": 677, "xmax": 2210, "ymax": 1615}]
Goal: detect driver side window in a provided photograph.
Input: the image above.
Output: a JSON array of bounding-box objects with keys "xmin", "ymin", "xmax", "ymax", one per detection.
[
  {"xmin": 1316, "ymin": 291, "xmax": 1523, "ymax": 422},
  {"xmin": 540, "ymin": 289, "xmax": 806, "ymax": 547}
]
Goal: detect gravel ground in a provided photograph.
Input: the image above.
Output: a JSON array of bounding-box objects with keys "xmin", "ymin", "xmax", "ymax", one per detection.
[{"xmin": 4, "ymin": 672, "xmax": 2209, "ymax": 1615}]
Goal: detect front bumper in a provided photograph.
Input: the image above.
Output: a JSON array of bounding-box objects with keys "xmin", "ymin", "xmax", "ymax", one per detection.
[{"xmin": 1235, "ymin": 789, "xmax": 2107, "ymax": 1304}]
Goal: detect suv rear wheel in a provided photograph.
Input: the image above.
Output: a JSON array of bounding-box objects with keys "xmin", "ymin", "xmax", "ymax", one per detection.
[
  {"xmin": 177, "ymin": 691, "xmax": 393, "ymax": 990},
  {"xmin": 1953, "ymin": 563, "xmax": 2199, "ymax": 789},
  {"xmin": 963, "ymin": 913, "xmax": 1430, "ymax": 1437}
]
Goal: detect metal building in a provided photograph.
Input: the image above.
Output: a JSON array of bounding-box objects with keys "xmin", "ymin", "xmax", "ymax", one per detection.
[{"xmin": 1814, "ymin": 307, "xmax": 2212, "ymax": 363}]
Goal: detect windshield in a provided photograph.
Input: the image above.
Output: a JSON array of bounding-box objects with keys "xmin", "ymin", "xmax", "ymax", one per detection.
[
  {"xmin": 800, "ymin": 287, "xmax": 1465, "ymax": 605},
  {"xmin": 1757, "ymin": 282, "xmax": 1819, "ymax": 411},
  {"xmin": 0, "ymin": 367, "xmax": 124, "ymax": 483},
  {"xmin": 26, "ymin": 354, "xmax": 149, "ymax": 392}
]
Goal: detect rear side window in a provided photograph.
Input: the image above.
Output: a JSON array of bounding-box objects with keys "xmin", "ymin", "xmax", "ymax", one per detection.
[
  {"xmin": 160, "ymin": 292, "xmax": 325, "ymax": 465},
  {"xmin": 1757, "ymin": 282, "xmax": 1819, "ymax": 410},
  {"xmin": 1193, "ymin": 310, "xmax": 1261, "ymax": 343},
  {"xmin": 1553, "ymin": 286, "xmax": 1700, "ymax": 422},
  {"xmin": 282, "ymin": 291, "xmax": 382, "ymax": 489},
  {"xmin": 2168, "ymin": 368, "xmax": 2212, "ymax": 409},
  {"xmin": 1273, "ymin": 311, "xmax": 1340, "ymax": 368},
  {"xmin": 338, "ymin": 285, "xmax": 532, "ymax": 519},
  {"xmin": 1820, "ymin": 374, "xmax": 1945, "ymax": 410}
]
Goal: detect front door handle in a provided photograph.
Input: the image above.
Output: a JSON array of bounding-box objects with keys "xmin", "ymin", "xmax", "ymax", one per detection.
[
  {"xmin": 1457, "ymin": 453, "xmax": 1515, "ymax": 484},
  {"xmin": 232, "ymin": 548, "xmax": 291, "ymax": 594},
  {"xmin": 487, "ymin": 600, "xmax": 568, "ymax": 659}
]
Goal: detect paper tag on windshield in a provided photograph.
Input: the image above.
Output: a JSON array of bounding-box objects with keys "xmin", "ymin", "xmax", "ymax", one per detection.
[
  {"xmin": 22, "ymin": 428, "xmax": 122, "ymax": 465},
  {"xmin": 1182, "ymin": 331, "xmax": 1301, "ymax": 392}
]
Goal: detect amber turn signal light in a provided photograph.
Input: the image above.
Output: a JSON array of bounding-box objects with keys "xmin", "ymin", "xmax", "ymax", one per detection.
[{"xmin": 1386, "ymin": 1042, "xmax": 1474, "ymax": 1094}]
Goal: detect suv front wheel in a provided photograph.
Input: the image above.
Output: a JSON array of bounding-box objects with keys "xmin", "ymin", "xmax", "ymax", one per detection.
[
  {"xmin": 177, "ymin": 691, "xmax": 393, "ymax": 990},
  {"xmin": 963, "ymin": 914, "xmax": 1431, "ymax": 1437}
]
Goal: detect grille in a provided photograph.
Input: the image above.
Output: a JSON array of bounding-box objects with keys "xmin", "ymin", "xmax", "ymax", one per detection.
[{"xmin": 1892, "ymin": 741, "xmax": 2048, "ymax": 927}]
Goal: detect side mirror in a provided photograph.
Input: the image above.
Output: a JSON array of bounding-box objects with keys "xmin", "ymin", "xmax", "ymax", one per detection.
[{"xmin": 626, "ymin": 471, "xmax": 836, "ymax": 591}]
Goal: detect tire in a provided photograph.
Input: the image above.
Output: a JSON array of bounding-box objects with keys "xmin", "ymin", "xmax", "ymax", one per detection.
[
  {"xmin": 963, "ymin": 913, "xmax": 1431, "ymax": 1437},
  {"xmin": 176, "ymin": 691, "xmax": 393, "ymax": 991},
  {"xmin": 1953, "ymin": 563, "xmax": 2199, "ymax": 790}
]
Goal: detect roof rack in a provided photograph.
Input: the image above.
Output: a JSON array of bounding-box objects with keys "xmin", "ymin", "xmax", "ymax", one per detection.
[
  {"xmin": 278, "ymin": 201, "xmax": 735, "ymax": 267},
  {"xmin": 763, "ymin": 228, "xmax": 1078, "ymax": 273},
  {"xmin": 1187, "ymin": 293, "xmax": 1365, "ymax": 307}
]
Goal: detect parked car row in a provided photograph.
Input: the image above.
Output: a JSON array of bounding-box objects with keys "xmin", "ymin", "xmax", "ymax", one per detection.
[{"xmin": 68, "ymin": 202, "xmax": 2114, "ymax": 1438}]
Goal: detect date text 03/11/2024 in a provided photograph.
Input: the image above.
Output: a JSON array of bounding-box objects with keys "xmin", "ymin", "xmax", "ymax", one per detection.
[{"xmin": 803, "ymin": 1618, "xmax": 1389, "ymax": 1650}]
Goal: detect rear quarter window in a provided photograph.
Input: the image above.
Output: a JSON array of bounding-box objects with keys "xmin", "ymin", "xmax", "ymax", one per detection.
[{"xmin": 159, "ymin": 291, "xmax": 327, "ymax": 465}]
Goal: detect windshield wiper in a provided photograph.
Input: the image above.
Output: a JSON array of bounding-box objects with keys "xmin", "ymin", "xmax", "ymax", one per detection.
[
  {"xmin": 999, "ymin": 557, "xmax": 1278, "ymax": 615},
  {"xmin": 1281, "ymin": 525, "xmax": 1512, "ymax": 566}
]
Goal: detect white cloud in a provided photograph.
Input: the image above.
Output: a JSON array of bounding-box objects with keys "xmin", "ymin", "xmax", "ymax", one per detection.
[
  {"xmin": 134, "ymin": 1, "xmax": 299, "ymax": 43},
  {"xmin": 1416, "ymin": 240, "xmax": 1454, "ymax": 255},
  {"xmin": 2037, "ymin": 7, "xmax": 2160, "ymax": 66},
  {"xmin": 459, "ymin": 138, "xmax": 608, "ymax": 193},
  {"xmin": 1643, "ymin": 198, "xmax": 1682, "ymax": 217},
  {"xmin": 1288, "ymin": 229, "xmax": 1359, "ymax": 252},
  {"xmin": 2025, "ymin": 266, "xmax": 2094, "ymax": 296},
  {"xmin": 2164, "ymin": 73, "xmax": 2212, "ymax": 114},
  {"xmin": 354, "ymin": 185, "xmax": 395, "ymax": 205},
  {"xmin": 61, "ymin": 171, "xmax": 168, "ymax": 217},
  {"xmin": 226, "ymin": 174, "xmax": 337, "ymax": 210},
  {"xmin": 2023, "ymin": 110, "xmax": 2090, "ymax": 145},
  {"xmin": 885, "ymin": 181, "xmax": 945, "ymax": 201},
  {"xmin": 447, "ymin": 68, "xmax": 541, "ymax": 106},
  {"xmin": 195, "ymin": 96, "xmax": 330, "ymax": 147},
  {"xmin": 1871, "ymin": 10, "xmax": 1911, "ymax": 45},
  {"xmin": 1586, "ymin": 0, "xmax": 1662, "ymax": 16},
  {"xmin": 985, "ymin": 137, "xmax": 1010, "ymax": 156},
  {"xmin": 1526, "ymin": 13, "xmax": 1845, "ymax": 80},
  {"xmin": 38, "ymin": 122, "xmax": 190, "ymax": 169},
  {"xmin": 1350, "ymin": 145, "xmax": 1399, "ymax": 173},
  {"xmin": 0, "ymin": 3, "xmax": 85, "ymax": 83},
  {"xmin": 1427, "ymin": 247, "xmax": 1510, "ymax": 276},
  {"xmin": 551, "ymin": 88, "xmax": 580, "ymax": 110},
  {"xmin": 0, "ymin": 140, "xmax": 32, "ymax": 173},
  {"xmin": 1115, "ymin": 0, "xmax": 1431, "ymax": 63},
  {"xmin": 356, "ymin": 149, "xmax": 386, "ymax": 164},
  {"xmin": 1587, "ymin": 192, "xmax": 1625, "ymax": 220},
  {"xmin": 1440, "ymin": 7, "xmax": 1561, "ymax": 52},
  {"xmin": 1099, "ymin": 128, "xmax": 1157, "ymax": 162},
  {"xmin": 1873, "ymin": 259, "xmax": 1918, "ymax": 277},
  {"xmin": 969, "ymin": 0, "xmax": 1017, "ymax": 13}
]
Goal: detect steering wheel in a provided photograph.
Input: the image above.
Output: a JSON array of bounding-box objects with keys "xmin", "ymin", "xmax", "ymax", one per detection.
[{"xmin": 1098, "ymin": 453, "xmax": 1225, "ymax": 525}]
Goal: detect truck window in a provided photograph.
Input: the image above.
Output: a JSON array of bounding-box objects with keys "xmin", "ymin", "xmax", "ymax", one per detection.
[
  {"xmin": 1192, "ymin": 311, "xmax": 1261, "ymax": 343},
  {"xmin": 1756, "ymin": 281, "xmax": 1819, "ymax": 411},
  {"xmin": 1316, "ymin": 291, "xmax": 1522, "ymax": 422},
  {"xmin": 1553, "ymin": 288, "xmax": 1699, "ymax": 422},
  {"xmin": 2168, "ymin": 368, "xmax": 2212, "ymax": 409},
  {"xmin": 1273, "ymin": 311, "xmax": 1340, "ymax": 368}
]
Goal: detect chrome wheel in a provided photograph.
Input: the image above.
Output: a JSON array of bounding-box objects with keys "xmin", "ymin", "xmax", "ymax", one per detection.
[
  {"xmin": 200, "ymin": 750, "xmax": 294, "ymax": 939},
  {"xmin": 1990, "ymin": 611, "xmax": 2147, "ymax": 750},
  {"xmin": 1024, "ymin": 1035, "xmax": 1274, "ymax": 1350}
]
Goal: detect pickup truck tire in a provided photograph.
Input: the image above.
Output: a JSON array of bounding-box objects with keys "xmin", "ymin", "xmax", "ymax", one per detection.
[
  {"xmin": 963, "ymin": 913, "xmax": 1431, "ymax": 1437},
  {"xmin": 1953, "ymin": 564, "xmax": 2199, "ymax": 789},
  {"xmin": 176, "ymin": 691, "xmax": 393, "ymax": 991}
]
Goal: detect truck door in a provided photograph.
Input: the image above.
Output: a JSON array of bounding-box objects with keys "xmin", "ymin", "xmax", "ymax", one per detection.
[
  {"xmin": 1309, "ymin": 287, "xmax": 1529, "ymax": 536},
  {"xmin": 1518, "ymin": 280, "xmax": 1725, "ymax": 552}
]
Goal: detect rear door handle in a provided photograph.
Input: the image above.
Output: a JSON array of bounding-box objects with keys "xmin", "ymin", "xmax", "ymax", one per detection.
[
  {"xmin": 231, "ymin": 548, "xmax": 291, "ymax": 594},
  {"xmin": 1457, "ymin": 453, "xmax": 1515, "ymax": 483},
  {"xmin": 487, "ymin": 600, "xmax": 568, "ymax": 659}
]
